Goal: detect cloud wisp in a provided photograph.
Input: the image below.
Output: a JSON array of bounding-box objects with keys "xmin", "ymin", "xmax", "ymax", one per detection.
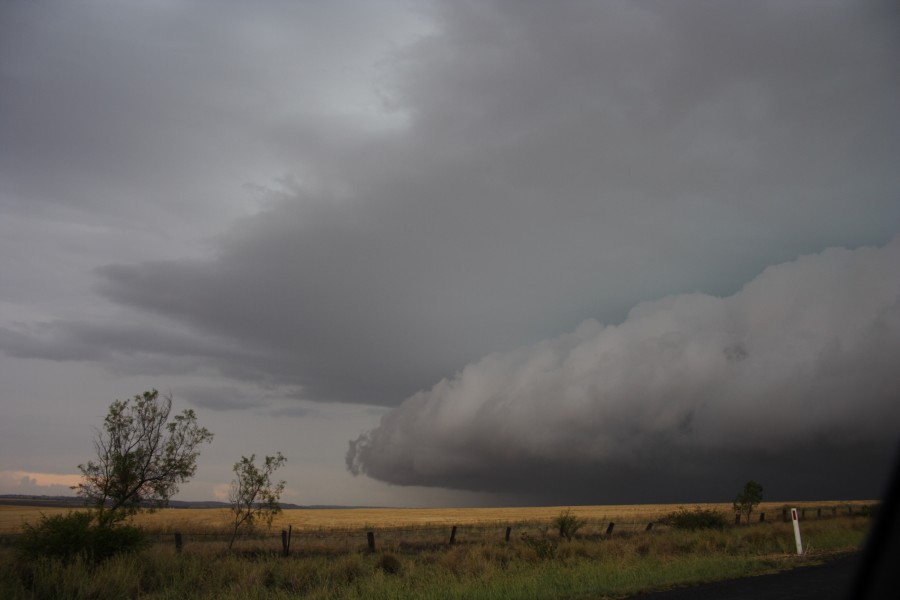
[{"xmin": 348, "ymin": 239, "xmax": 900, "ymax": 503}]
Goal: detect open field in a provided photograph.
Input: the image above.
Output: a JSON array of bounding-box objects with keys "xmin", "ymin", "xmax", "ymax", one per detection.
[
  {"xmin": 0, "ymin": 499, "xmax": 876, "ymax": 536},
  {"xmin": 1, "ymin": 510, "xmax": 873, "ymax": 600}
]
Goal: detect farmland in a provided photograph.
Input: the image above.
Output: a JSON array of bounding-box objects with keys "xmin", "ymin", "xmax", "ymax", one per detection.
[
  {"xmin": 0, "ymin": 499, "xmax": 874, "ymax": 535},
  {"xmin": 0, "ymin": 499, "xmax": 875, "ymax": 600}
]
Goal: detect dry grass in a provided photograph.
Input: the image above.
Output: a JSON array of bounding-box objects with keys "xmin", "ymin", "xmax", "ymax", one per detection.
[{"xmin": 0, "ymin": 500, "xmax": 875, "ymax": 535}]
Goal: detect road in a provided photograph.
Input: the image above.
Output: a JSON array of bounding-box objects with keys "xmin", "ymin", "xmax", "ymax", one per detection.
[{"xmin": 624, "ymin": 553, "xmax": 859, "ymax": 600}]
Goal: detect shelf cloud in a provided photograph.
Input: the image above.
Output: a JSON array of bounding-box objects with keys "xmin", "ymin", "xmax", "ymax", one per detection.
[{"xmin": 348, "ymin": 239, "xmax": 900, "ymax": 502}]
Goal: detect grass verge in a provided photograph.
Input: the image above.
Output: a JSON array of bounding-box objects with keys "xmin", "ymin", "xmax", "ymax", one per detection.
[{"xmin": 1, "ymin": 515, "xmax": 870, "ymax": 599}]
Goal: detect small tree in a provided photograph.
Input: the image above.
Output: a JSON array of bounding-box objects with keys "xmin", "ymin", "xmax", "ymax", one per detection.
[
  {"xmin": 228, "ymin": 452, "xmax": 287, "ymax": 550},
  {"xmin": 76, "ymin": 390, "xmax": 214, "ymax": 526},
  {"xmin": 733, "ymin": 480, "xmax": 764, "ymax": 524}
]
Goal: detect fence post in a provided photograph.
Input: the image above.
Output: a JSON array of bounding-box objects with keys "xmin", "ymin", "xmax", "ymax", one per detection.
[
  {"xmin": 782, "ymin": 508, "xmax": 789, "ymax": 523},
  {"xmin": 505, "ymin": 526, "xmax": 512, "ymax": 543},
  {"xmin": 367, "ymin": 531, "xmax": 376, "ymax": 552},
  {"xmin": 817, "ymin": 508, "xmax": 822, "ymax": 519},
  {"xmin": 735, "ymin": 513, "xmax": 742, "ymax": 525},
  {"xmin": 801, "ymin": 508, "xmax": 806, "ymax": 520},
  {"xmin": 759, "ymin": 512, "xmax": 765, "ymax": 523},
  {"xmin": 832, "ymin": 507, "xmax": 837, "ymax": 517},
  {"xmin": 281, "ymin": 526, "xmax": 292, "ymax": 557},
  {"xmin": 605, "ymin": 522, "xmax": 615, "ymax": 536},
  {"xmin": 645, "ymin": 522, "xmax": 653, "ymax": 532},
  {"xmin": 449, "ymin": 526, "xmax": 457, "ymax": 545},
  {"xmin": 848, "ymin": 505, "xmax": 853, "ymax": 516},
  {"xmin": 174, "ymin": 532, "xmax": 183, "ymax": 553}
]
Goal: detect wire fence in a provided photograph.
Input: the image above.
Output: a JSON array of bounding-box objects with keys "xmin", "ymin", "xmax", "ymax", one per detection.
[{"xmin": 0, "ymin": 502, "xmax": 876, "ymax": 554}]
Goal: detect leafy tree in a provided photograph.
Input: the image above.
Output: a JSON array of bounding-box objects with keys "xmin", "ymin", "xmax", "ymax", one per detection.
[
  {"xmin": 75, "ymin": 390, "xmax": 214, "ymax": 525},
  {"xmin": 733, "ymin": 480, "xmax": 764, "ymax": 524},
  {"xmin": 228, "ymin": 452, "xmax": 287, "ymax": 550}
]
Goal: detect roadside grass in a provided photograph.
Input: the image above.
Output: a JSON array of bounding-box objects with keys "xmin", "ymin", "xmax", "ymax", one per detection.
[{"xmin": 0, "ymin": 514, "xmax": 869, "ymax": 600}]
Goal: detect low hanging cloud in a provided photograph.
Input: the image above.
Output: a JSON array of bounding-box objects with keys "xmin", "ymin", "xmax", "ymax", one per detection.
[{"xmin": 348, "ymin": 239, "xmax": 900, "ymax": 503}]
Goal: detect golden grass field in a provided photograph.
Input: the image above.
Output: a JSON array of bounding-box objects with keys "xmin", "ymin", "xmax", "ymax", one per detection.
[{"xmin": 0, "ymin": 499, "xmax": 875, "ymax": 535}]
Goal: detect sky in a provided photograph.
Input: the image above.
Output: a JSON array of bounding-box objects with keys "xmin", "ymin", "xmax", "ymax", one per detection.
[{"xmin": 1, "ymin": 0, "xmax": 899, "ymax": 508}]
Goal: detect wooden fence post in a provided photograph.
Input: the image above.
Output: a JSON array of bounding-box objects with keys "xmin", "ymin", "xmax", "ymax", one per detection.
[
  {"xmin": 605, "ymin": 522, "xmax": 615, "ymax": 536},
  {"xmin": 449, "ymin": 526, "xmax": 457, "ymax": 545},
  {"xmin": 782, "ymin": 508, "xmax": 789, "ymax": 523},
  {"xmin": 281, "ymin": 526, "xmax": 292, "ymax": 557},
  {"xmin": 367, "ymin": 531, "xmax": 376, "ymax": 552},
  {"xmin": 832, "ymin": 507, "xmax": 837, "ymax": 517},
  {"xmin": 505, "ymin": 526, "xmax": 512, "ymax": 543},
  {"xmin": 759, "ymin": 512, "xmax": 765, "ymax": 523},
  {"xmin": 174, "ymin": 532, "xmax": 183, "ymax": 554},
  {"xmin": 735, "ymin": 513, "xmax": 742, "ymax": 525},
  {"xmin": 801, "ymin": 508, "xmax": 806, "ymax": 520},
  {"xmin": 817, "ymin": 508, "xmax": 822, "ymax": 519}
]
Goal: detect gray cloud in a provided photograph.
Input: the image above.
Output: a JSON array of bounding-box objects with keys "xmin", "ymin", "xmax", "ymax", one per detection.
[
  {"xmin": 347, "ymin": 239, "xmax": 900, "ymax": 502},
  {"xmin": 81, "ymin": 0, "xmax": 900, "ymax": 409},
  {"xmin": 0, "ymin": 0, "xmax": 898, "ymax": 505},
  {"xmin": 178, "ymin": 385, "xmax": 269, "ymax": 412}
]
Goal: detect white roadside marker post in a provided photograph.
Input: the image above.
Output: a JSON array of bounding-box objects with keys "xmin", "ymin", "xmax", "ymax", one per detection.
[{"xmin": 791, "ymin": 508, "xmax": 803, "ymax": 555}]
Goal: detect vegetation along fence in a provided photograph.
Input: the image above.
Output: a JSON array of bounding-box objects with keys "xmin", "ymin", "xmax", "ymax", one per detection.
[
  {"xmin": 0, "ymin": 502, "xmax": 876, "ymax": 555},
  {"xmin": 143, "ymin": 503, "xmax": 875, "ymax": 557}
]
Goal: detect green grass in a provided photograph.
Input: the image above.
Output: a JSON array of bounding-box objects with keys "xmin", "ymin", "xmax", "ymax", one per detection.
[{"xmin": 0, "ymin": 516, "xmax": 870, "ymax": 600}]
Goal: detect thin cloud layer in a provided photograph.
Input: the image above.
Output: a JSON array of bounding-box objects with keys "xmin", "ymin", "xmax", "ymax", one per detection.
[{"xmin": 347, "ymin": 239, "xmax": 900, "ymax": 502}]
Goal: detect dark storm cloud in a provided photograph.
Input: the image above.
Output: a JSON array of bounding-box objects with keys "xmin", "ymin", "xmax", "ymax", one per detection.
[
  {"xmin": 179, "ymin": 386, "xmax": 268, "ymax": 412},
  {"xmin": 0, "ymin": 318, "xmax": 275, "ymax": 380},
  {"xmin": 84, "ymin": 0, "xmax": 900, "ymax": 408},
  {"xmin": 348, "ymin": 239, "xmax": 900, "ymax": 502},
  {"xmin": 2, "ymin": 0, "xmax": 898, "ymax": 420}
]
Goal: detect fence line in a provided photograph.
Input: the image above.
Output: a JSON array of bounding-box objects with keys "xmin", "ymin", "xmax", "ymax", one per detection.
[{"xmin": 0, "ymin": 502, "xmax": 876, "ymax": 552}]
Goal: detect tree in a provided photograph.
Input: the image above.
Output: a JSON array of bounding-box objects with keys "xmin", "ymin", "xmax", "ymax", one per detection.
[
  {"xmin": 733, "ymin": 480, "xmax": 764, "ymax": 524},
  {"xmin": 228, "ymin": 452, "xmax": 287, "ymax": 550},
  {"xmin": 76, "ymin": 390, "xmax": 214, "ymax": 525}
]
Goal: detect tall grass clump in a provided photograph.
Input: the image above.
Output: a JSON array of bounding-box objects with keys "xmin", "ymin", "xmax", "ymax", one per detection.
[{"xmin": 662, "ymin": 507, "xmax": 727, "ymax": 531}]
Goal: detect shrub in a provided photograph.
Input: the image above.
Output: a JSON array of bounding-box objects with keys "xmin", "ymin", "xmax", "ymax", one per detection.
[
  {"xmin": 15, "ymin": 511, "xmax": 146, "ymax": 564},
  {"xmin": 521, "ymin": 534, "xmax": 559, "ymax": 560},
  {"xmin": 376, "ymin": 553, "xmax": 403, "ymax": 575},
  {"xmin": 662, "ymin": 507, "xmax": 727, "ymax": 531},
  {"xmin": 554, "ymin": 509, "xmax": 584, "ymax": 540}
]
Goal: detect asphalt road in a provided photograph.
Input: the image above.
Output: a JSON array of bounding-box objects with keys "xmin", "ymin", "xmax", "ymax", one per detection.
[{"xmin": 624, "ymin": 553, "xmax": 859, "ymax": 600}]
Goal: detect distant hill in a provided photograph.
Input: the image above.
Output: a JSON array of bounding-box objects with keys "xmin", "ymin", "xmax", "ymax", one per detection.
[{"xmin": 0, "ymin": 494, "xmax": 376, "ymax": 510}]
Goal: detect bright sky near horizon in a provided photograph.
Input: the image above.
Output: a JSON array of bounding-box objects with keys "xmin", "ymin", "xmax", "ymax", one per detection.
[{"xmin": 1, "ymin": 0, "xmax": 899, "ymax": 508}]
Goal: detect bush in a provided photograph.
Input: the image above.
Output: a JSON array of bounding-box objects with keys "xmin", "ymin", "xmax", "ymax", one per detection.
[
  {"xmin": 554, "ymin": 509, "xmax": 584, "ymax": 540},
  {"xmin": 521, "ymin": 534, "xmax": 559, "ymax": 560},
  {"xmin": 16, "ymin": 511, "xmax": 146, "ymax": 564},
  {"xmin": 376, "ymin": 553, "xmax": 403, "ymax": 575},
  {"xmin": 662, "ymin": 507, "xmax": 727, "ymax": 531}
]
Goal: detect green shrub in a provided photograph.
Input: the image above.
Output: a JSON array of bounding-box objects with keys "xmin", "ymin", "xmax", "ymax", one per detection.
[
  {"xmin": 376, "ymin": 553, "xmax": 403, "ymax": 575},
  {"xmin": 15, "ymin": 511, "xmax": 146, "ymax": 564},
  {"xmin": 521, "ymin": 534, "xmax": 559, "ymax": 560},
  {"xmin": 554, "ymin": 509, "xmax": 584, "ymax": 540},
  {"xmin": 662, "ymin": 507, "xmax": 727, "ymax": 531}
]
